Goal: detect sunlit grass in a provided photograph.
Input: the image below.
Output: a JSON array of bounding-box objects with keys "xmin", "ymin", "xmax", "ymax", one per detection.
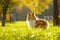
[{"xmin": 0, "ymin": 21, "xmax": 60, "ymax": 40}]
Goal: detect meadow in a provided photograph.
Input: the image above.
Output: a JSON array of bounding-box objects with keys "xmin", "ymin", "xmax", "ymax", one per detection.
[{"xmin": 0, "ymin": 21, "xmax": 60, "ymax": 40}]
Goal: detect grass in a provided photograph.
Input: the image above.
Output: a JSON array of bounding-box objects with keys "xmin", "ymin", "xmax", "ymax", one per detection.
[{"xmin": 0, "ymin": 21, "xmax": 60, "ymax": 40}]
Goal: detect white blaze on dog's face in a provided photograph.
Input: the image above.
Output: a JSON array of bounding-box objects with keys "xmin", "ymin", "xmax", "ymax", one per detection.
[{"xmin": 26, "ymin": 13, "xmax": 36, "ymax": 28}]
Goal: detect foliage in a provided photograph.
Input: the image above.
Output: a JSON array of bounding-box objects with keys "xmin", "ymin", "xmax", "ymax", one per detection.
[
  {"xmin": 0, "ymin": 0, "xmax": 52, "ymax": 14},
  {"xmin": 0, "ymin": 21, "xmax": 60, "ymax": 40},
  {"xmin": 22, "ymin": 0, "xmax": 52, "ymax": 14},
  {"xmin": 0, "ymin": 0, "xmax": 23, "ymax": 13}
]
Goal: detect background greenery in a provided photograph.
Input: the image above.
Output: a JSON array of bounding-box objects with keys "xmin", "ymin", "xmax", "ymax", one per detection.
[{"xmin": 0, "ymin": 21, "xmax": 60, "ymax": 40}]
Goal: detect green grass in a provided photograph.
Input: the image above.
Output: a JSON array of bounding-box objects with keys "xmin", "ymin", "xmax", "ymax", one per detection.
[{"xmin": 0, "ymin": 21, "xmax": 60, "ymax": 40}]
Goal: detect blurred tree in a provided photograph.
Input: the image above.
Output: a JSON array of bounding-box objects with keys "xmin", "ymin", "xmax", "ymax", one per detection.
[
  {"xmin": 23, "ymin": 0, "xmax": 60, "ymax": 26},
  {"xmin": 53, "ymin": 0, "xmax": 59, "ymax": 26},
  {"xmin": 1, "ymin": 0, "xmax": 58, "ymax": 26},
  {"xmin": 0, "ymin": 0, "xmax": 23, "ymax": 26},
  {"xmin": 22, "ymin": 0, "xmax": 52, "ymax": 14}
]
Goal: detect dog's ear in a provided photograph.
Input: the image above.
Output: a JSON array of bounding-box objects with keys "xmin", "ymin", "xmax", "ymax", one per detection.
[
  {"xmin": 28, "ymin": 13, "xmax": 30, "ymax": 16},
  {"xmin": 32, "ymin": 12, "xmax": 34, "ymax": 15},
  {"xmin": 31, "ymin": 12, "xmax": 34, "ymax": 16},
  {"xmin": 27, "ymin": 13, "xmax": 30, "ymax": 18}
]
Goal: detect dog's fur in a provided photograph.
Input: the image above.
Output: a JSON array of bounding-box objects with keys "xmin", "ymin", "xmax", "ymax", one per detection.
[{"xmin": 26, "ymin": 13, "xmax": 49, "ymax": 29}]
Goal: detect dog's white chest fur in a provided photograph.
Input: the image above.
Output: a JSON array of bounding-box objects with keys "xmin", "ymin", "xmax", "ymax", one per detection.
[{"xmin": 26, "ymin": 20, "xmax": 36, "ymax": 28}]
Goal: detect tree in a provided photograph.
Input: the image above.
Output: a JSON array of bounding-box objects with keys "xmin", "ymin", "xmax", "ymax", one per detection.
[
  {"xmin": 0, "ymin": 0, "xmax": 23, "ymax": 26},
  {"xmin": 23, "ymin": 0, "xmax": 60, "ymax": 26},
  {"xmin": 53, "ymin": 0, "xmax": 59, "ymax": 26},
  {"xmin": 0, "ymin": 0, "xmax": 53, "ymax": 26},
  {"xmin": 22, "ymin": 0, "xmax": 52, "ymax": 14}
]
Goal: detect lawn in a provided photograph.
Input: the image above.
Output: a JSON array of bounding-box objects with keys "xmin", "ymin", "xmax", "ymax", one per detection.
[{"xmin": 0, "ymin": 21, "xmax": 60, "ymax": 40}]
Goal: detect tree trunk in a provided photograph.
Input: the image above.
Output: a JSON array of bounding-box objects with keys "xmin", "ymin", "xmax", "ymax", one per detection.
[
  {"xmin": 53, "ymin": 0, "xmax": 59, "ymax": 26},
  {"xmin": 2, "ymin": 5, "xmax": 8, "ymax": 26},
  {"xmin": 2, "ymin": 13, "xmax": 6, "ymax": 26},
  {"xmin": 2, "ymin": 0, "xmax": 10, "ymax": 26}
]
